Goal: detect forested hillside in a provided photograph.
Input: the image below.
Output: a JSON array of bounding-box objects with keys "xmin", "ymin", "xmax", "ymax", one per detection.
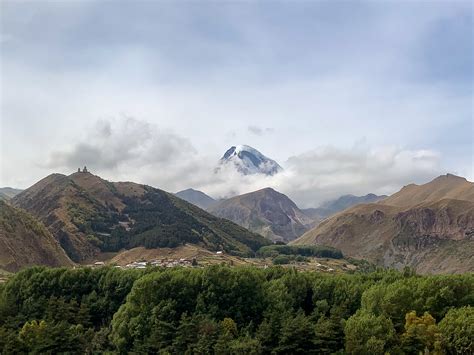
[
  {"xmin": 12, "ymin": 172, "xmax": 270, "ymax": 263},
  {"xmin": 0, "ymin": 266, "xmax": 472, "ymax": 354}
]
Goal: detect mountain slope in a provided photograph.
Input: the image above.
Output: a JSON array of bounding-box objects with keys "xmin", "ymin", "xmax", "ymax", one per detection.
[
  {"xmin": 217, "ymin": 145, "xmax": 282, "ymax": 175},
  {"xmin": 175, "ymin": 188, "xmax": 216, "ymax": 209},
  {"xmin": 13, "ymin": 172, "xmax": 270, "ymax": 262},
  {"xmin": 208, "ymin": 187, "xmax": 314, "ymax": 242},
  {"xmin": 0, "ymin": 187, "xmax": 23, "ymax": 200},
  {"xmin": 293, "ymin": 174, "xmax": 474, "ymax": 274},
  {"xmin": 0, "ymin": 200, "xmax": 73, "ymax": 272},
  {"xmin": 303, "ymin": 193, "xmax": 387, "ymax": 220}
]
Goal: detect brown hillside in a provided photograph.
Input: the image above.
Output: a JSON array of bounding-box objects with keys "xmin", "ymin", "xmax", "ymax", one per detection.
[
  {"xmin": 208, "ymin": 187, "xmax": 314, "ymax": 242},
  {"xmin": 12, "ymin": 173, "xmax": 103, "ymax": 261},
  {"xmin": 293, "ymin": 174, "xmax": 474, "ymax": 274},
  {"xmin": 0, "ymin": 200, "xmax": 73, "ymax": 272}
]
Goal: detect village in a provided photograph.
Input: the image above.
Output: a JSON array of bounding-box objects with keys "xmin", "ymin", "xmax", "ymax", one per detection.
[
  {"xmin": 92, "ymin": 257, "xmax": 197, "ymax": 269},
  {"xmin": 89, "ymin": 249, "xmax": 227, "ymax": 270},
  {"xmin": 88, "ymin": 251, "xmax": 347, "ymax": 273}
]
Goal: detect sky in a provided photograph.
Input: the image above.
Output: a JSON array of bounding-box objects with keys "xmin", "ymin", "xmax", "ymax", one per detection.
[{"xmin": 0, "ymin": 0, "xmax": 472, "ymax": 207}]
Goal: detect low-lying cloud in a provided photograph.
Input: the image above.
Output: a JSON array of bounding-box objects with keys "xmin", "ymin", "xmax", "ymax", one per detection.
[{"xmin": 46, "ymin": 117, "xmax": 444, "ymax": 208}]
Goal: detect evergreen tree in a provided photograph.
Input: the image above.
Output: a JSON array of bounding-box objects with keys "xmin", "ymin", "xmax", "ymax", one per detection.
[
  {"xmin": 439, "ymin": 306, "xmax": 474, "ymax": 355},
  {"xmin": 276, "ymin": 311, "xmax": 316, "ymax": 354},
  {"xmin": 344, "ymin": 310, "xmax": 395, "ymax": 355}
]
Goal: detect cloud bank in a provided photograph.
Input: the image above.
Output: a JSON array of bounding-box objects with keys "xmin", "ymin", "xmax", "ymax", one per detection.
[{"xmin": 46, "ymin": 117, "xmax": 443, "ymax": 207}]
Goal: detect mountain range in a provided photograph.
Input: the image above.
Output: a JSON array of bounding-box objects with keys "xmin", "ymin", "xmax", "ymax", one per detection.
[
  {"xmin": 293, "ymin": 174, "xmax": 474, "ymax": 273},
  {"xmin": 174, "ymin": 187, "xmax": 388, "ymax": 242},
  {"xmin": 2, "ymin": 155, "xmax": 473, "ymax": 274},
  {"xmin": 10, "ymin": 171, "xmax": 270, "ymax": 264}
]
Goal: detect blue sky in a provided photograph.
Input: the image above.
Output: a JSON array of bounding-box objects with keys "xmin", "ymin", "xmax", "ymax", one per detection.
[{"xmin": 1, "ymin": 0, "xmax": 472, "ymax": 206}]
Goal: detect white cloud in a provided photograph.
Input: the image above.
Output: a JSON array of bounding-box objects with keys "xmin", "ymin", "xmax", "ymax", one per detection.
[
  {"xmin": 198, "ymin": 143, "xmax": 443, "ymax": 208},
  {"xmin": 45, "ymin": 117, "xmax": 197, "ymax": 178},
  {"xmin": 43, "ymin": 117, "xmax": 443, "ymax": 208},
  {"xmin": 278, "ymin": 145, "xmax": 442, "ymax": 207}
]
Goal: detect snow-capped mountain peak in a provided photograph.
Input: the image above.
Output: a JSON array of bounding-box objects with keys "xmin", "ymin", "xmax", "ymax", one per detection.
[{"xmin": 218, "ymin": 145, "xmax": 283, "ymax": 176}]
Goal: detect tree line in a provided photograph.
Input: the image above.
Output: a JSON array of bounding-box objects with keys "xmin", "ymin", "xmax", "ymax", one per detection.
[{"xmin": 0, "ymin": 266, "xmax": 472, "ymax": 354}]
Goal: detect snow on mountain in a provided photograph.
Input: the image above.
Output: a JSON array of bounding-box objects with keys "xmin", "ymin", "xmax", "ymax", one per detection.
[{"xmin": 217, "ymin": 145, "xmax": 283, "ymax": 176}]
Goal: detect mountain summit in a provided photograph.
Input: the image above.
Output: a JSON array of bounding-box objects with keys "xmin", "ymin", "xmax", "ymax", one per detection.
[
  {"xmin": 218, "ymin": 145, "xmax": 282, "ymax": 175},
  {"xmin": 208, "ymin": 187, "xmax": 314, "ymax": 242}
]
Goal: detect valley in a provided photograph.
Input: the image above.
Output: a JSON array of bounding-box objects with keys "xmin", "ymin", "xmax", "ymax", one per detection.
[
  {"xmin": 2, "ymin": 170, "xmax": 473, "ymax": 275},
  {"xmin": 1, "ymin": 145, "xmax": 473, "ymax": 355},
  {"xmin": 80, "ymin": 243, "xmax": 358, "ymax": 274}
]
